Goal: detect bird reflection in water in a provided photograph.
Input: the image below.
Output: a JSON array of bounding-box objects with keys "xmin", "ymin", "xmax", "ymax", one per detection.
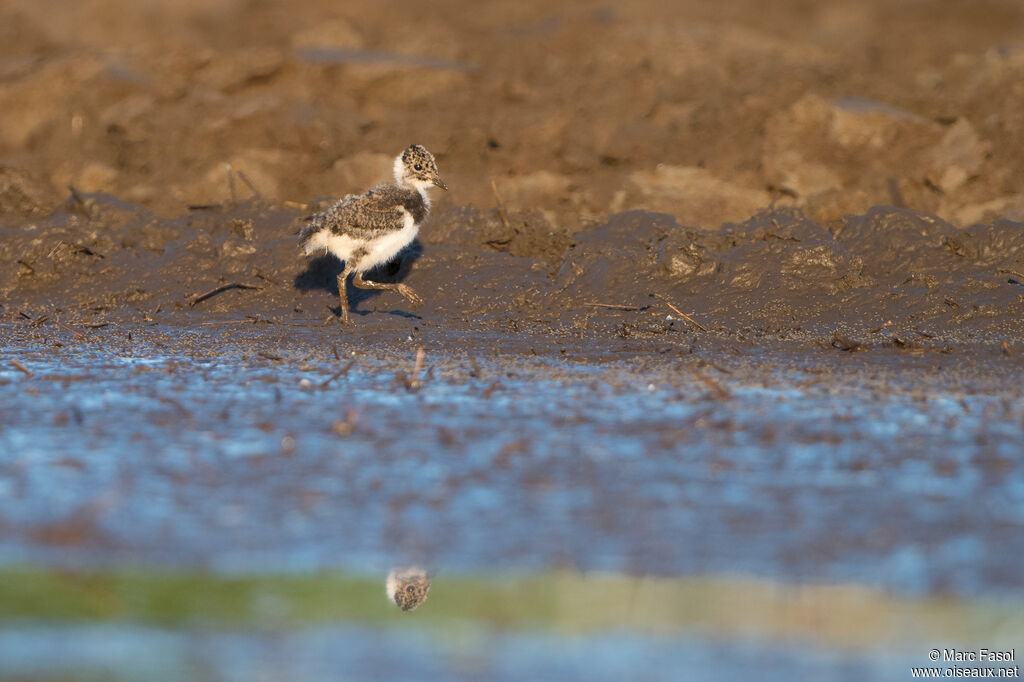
[{"xmin": 386, "ymin": 567, "xmax": 431, "ymax": 612}]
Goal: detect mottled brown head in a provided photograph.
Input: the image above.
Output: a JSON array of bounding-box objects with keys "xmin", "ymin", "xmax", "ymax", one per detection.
[
  {"xmin": 395, "ymin": 144, "xmax": 447, "ymax": 191},
  {"xmin": 386, "ymin": 567, "xmax": 432, "ymax": 612},
  {"xmin": 394, "ymin": 578, "xmax": 430, "ymax": 611}
]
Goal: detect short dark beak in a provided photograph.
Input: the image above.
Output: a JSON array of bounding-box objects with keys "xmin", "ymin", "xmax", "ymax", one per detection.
[{"xmin": 433, "ymin": 178, "xmax": 448, "ymax": 191}]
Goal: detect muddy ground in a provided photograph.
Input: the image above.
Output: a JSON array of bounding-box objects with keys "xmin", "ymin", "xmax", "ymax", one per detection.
[
  {"xmin": 2, "ymin": 0, "xmax": 1024, "ymax": 341},
  {"xmin": 2, "ymin": 0, "xmax": 1024, "ymax": 680},
  {"xmin": 3, "ymin": 0, "xmax": 1024, "ymax": 232}
]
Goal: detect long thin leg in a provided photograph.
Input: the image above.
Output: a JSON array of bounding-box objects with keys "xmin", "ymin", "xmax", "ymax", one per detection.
[
  {"xmin": 337, "ymin": 263, "xmax": 354, "ymax": 324},
  {"xmin": 351, "ymin": 271, "xmax": 423, "ymax": 306}
]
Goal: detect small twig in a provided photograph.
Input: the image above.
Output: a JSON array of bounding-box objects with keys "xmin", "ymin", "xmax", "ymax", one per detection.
[
  {"xmin": 830, "ymin": 334, "xmax": 863, "ymax": 351},
  {"xmin": 68, "ymin": 186, "xmax": 93, "ymax": 219},
  {"xmin": 653, "ymin": 293, "xmax": 707, "ymax": 332},
  {"xmin": 235, "ymin": 170, "xmax": 262, "ymax": 199},
  {"xmin": 197, "ymin": 319, "xmax": 263, "ymax": 326},
  {"xmin": 188, "ymin": 282, "xmax": 262, "ymax": 307},
  {"xmin": 490, "ymin": 178, "xmax": 512, "ymax": 232},
  {"xmin": 47, "ymin": 240, "xmax": 66, "ymax": 258},
  {"xmin": 257, "ymin": 350, "xmax": 283, "ymax": 361},
  {"xmin": 187, "ymin": 203, "xmax": 223, "ymax": 211},
  {"xmin": 696, "ymin": 360, "xmax": 733, "ymax": 375},
  {"xmin": 412, "ymin": 347, "xmax": 425, "ymax": 379},
  {"xmin": 869, "ymin": 320, "xmax": 894, "ymax": 334},
  {"xmin": 11, "ymin": 359, "xmax": 33, "ymax": 377},
  {"xmin": 468, "ymin": 353, "xmax": 482, "ymax": 379},
  {"xmin": 226, "ymin": 164, "xmax": 237, "ymax": 203},
  {"xmin": 72, "ymin": 243, "xmax": 104, "ymax": 258},
  {"xmin": 320, "ymin": 360, "xmax": 354, "ymax": 389},
  {"xmin": 402, "ymin": 347, "xmax": 426, "ymax": 391},
  {"xmin": 254, "ymin": 270, "xmax": 281, "ymax": 287},
  {"xmin": 585, "ymin": 303, "xmax": 649, "ymax": 311},
  {"xmin": 332, "ymin": 344, "xmax": 340, "ymax": 361},
  {"xmin": 283, "ymin": 200, "xmax": 309, "ymax": 210},
  {"xmin": 53, "ymin": 319, "xmax": 87, "ymax": 340},
  {"xmin": 692, "ymin": 369, "xmax": 729, "ymax": 400},
  {"xmin": 996, "ymin": 269, "xmax": 1024, "ymax": 281}
]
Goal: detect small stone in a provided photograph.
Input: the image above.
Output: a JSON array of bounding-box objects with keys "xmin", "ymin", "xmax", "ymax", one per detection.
[
  {"xmin": 220, "ymin": 239, "xmax": 257, "ymax": 258},
  {"xmin": 621, "ymin": 165, "xmax": 770, "ymax": 229},
  {"xmin": 331, "ymin": 420, "xmax": 354, "ymax": 436},
  {"xmin": 77, "ymin": 162, "xmax": 119, "ymax": 193},
  {"xmin": 762, "ymin": 94, "xmax": 939, "ymax": 203},
  {"xmin": 953, "ymin": 194, "xmax": 1024, "ymax": 226},
  {"xmin": 925, "ymin": 118, "xmax": 989, "ymax": 193}
]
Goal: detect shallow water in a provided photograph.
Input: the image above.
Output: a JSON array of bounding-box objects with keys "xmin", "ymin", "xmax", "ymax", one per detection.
[
  {"xmin": 1, "ymin": 569, "xmax": 1021, "ymax": 681},
  {"xmin": 0, "ymin": 624, "xmax": 927, "ymax": 682},
  {"xmin": 1, "ymin": 324, "xmax": 1023, "ymax": 679}
]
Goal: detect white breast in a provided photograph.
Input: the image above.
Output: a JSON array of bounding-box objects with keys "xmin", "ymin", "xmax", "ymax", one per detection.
[
  {"xmin": 354, "ymin": 209, "xmax": 419, "ymax": 272},
  {"xmin": 305, "ymin": 202, "xmax": 423, "ymax": 271}
]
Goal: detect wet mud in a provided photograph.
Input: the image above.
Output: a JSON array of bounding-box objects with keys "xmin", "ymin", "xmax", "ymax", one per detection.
[
  {"xmin": 3, "ymin": 0, "xmax": 1024, "ymax": 341},
  {"xmin": 3, "ymin": 195, "xmax": 1024, "ymax": 346},
  {"xmin": 2, "ymin": 322, "xmax": 1023, "ymax": 589}
]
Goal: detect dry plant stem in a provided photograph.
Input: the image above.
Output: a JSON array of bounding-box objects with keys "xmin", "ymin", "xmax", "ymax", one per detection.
[
  {"xmin": 320, "ymin": 360, "xmax": 354, "ymax": 389},
  {"xmin": 53, "ymin": 319, "xmax": 87, "ymax": 340},
  {"xmin": 10, "ymin": 358, "xmax": 33, "ymax": 374},
  {"xmin": 404, "ymin": 347, "xmax": 426, "ymax": 391},
  {"xmin": 189, "ymin": 282, "xmax": 261, "ymax": 308},
  {"xmin": 490, "ymin": 178, "xmax": 512, "ymax": 231},
  {"xmin": 235, "ymin": 170, "xmax": 262, "ymax": 199},
  {"xmin": 226, "ymin": 164, "xmax": 237, "ymax": 203},
  {"xmin": 584, "ymin": 303, "xmax": 648, "ymax": 311},
  {"xmin": 68, "ymin": 186, "xmax": 93, "ymax": 219},
  {"xmin": 412, "ymin": 347, "xmax": 425, "ymax": 378},
  {"xmin": 692, "ymin": 369, "xmax": 729, "ymax": 400},
  {"xmin": 653, "ymin": 293, "xmax": 708, "ymax": 332}
]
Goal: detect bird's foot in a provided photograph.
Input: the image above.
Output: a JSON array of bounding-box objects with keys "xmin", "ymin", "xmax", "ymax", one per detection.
[{"xmin": 397, "ymin": 284, "xmax": 423, "ymax": 306}]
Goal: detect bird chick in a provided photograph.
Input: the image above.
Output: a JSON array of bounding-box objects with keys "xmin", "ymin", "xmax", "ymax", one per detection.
[
  {"xmin": 386, "ymin": 566, "xmax": 431, "ymax": 612},
  {"xmin": 299, "ymin": 144, "xmax": 446, "ymax": 324}
]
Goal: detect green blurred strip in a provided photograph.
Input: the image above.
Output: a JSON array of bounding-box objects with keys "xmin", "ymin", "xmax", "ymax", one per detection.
[{"xmin": 0, "ymin": 567, "xmax": 1021, "ymax": 650}]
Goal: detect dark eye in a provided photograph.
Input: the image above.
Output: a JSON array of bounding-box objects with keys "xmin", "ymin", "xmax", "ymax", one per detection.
[
  {"xmin": 406, "ymin": 585, "xmax": 415, "ymax": 593},
  {"xmin": 414, "ymin": 164, "xmax": 423, "ymax": 171}
]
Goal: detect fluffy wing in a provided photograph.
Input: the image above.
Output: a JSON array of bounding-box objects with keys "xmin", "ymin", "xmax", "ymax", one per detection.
[{"xmin": 302, "ymin": 187, "xmax": 411, "ymax": 246}]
